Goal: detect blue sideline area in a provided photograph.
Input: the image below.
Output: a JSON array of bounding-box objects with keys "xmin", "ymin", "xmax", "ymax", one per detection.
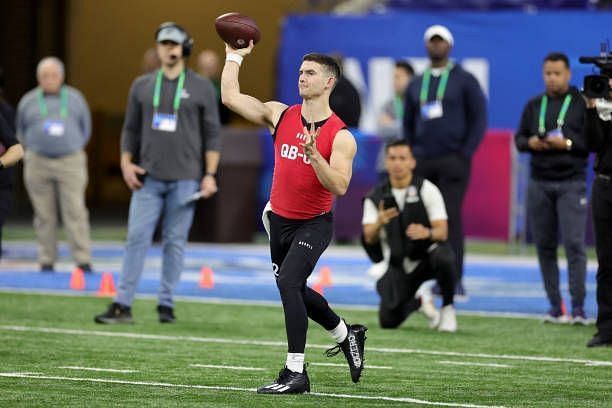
[{"xmin": 0, "ymin": 242, "xmax": 598, "ymax": 318}]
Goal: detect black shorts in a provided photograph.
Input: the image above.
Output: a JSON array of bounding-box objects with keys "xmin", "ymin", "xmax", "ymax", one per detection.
[{"xmin": 268, "ymin": 211, "xmax": 333, "ymax": 285}]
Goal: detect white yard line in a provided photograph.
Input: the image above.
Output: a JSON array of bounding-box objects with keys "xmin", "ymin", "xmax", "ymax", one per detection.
[
  {"xmin": 1, "ymin": 325, "xmax": 610, "ymax": 367},
  {"xmin": 0, "ymin": 372, "xmax": 508, "ymax": 408},
  {"xmin": 189, "ymin": 364, "xmax": 265, "ymax": 371},
  {"xmin": 437, "ymin": 361, "xmax": 512, "ymax": 369},
  {"xmin": 310, "ymin": 362, "xmax": 392, "ymax": 369},
  {"xmin": 0, "ymin": 288, "xmax": 572, "ymax": 320},
  {"xmin": 58, "ymin": 366, "xmax": 138, "ymax": 373}
]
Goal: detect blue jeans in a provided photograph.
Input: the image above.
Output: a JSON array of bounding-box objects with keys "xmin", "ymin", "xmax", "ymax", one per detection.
[{"xmin": 115, "ymin": 176, "xmax": 199, "ymax": 308}]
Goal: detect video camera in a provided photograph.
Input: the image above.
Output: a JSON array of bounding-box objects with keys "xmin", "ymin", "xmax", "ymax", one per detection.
[{"xmin": 579, "ymin": 43, "xmax": 612, "ymax": 99}]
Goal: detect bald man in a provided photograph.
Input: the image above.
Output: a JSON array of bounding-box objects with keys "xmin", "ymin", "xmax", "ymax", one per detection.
[{"xmin": 16, "ymin": 57, "xmax": 93, "ymax": 273}]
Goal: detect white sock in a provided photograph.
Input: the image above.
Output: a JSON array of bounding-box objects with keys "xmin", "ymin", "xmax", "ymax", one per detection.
[
  {"xmin": 329, "ymin": 319, "xmax": 348, "ymax": 343},
  {"xmin": 286, "ymin": 353, "xmax": 304, "ymax": 373}
]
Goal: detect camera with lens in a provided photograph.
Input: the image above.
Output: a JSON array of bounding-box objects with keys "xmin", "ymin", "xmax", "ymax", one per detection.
[{"xmin": 579, "ymin": 50, "xmax": 612, "ymax": 99}]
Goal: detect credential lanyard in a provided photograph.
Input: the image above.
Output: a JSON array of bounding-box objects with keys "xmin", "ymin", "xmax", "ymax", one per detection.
[
  {"xmin": 153, "ymin": 69, "xmax": 185, "ymax": 114},
  {"xmin": 37, "ymin": 87, "xmax": 68, "ymax": 119},
  {"xmin": 538, "ymin": 94, "xmax": 572, "ymax": 134},
  {"xmin": 419, "ymin": 63, "xmax": 453, "ymax": 105},
  {"xmin": 393, "ymin": 96, "xmax": 404, "ymax": 121}
]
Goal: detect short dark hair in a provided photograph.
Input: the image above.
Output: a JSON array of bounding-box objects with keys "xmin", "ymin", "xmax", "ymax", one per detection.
[
  {"xmin": 395, "ymin": 60, "xmax": 414, "ymax": 76},
  {"xmin": 385, "ymin": 139, "xmax": 411, "ymax": 153},
  {"xmin": 544, "ymin": 52, "xmax": 570, "ymax": 69},
  {"xmin": 303, "ymin": 53, "xmax": 342, "ymax": 79}
]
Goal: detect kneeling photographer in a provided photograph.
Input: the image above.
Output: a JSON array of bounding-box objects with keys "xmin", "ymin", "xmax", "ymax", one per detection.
[
  {"xmin": 361, "ymin": 140, "xmax": 457, "ymax": 331},
  {"xmin": 581, "ymin": 51, "xmax": 612, "ymax": 347}
]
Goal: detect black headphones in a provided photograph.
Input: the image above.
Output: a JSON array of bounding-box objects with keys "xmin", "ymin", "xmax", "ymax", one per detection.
[{"xmin": 154, "ymin": 22, "xmax": 194, "ymax": 58}]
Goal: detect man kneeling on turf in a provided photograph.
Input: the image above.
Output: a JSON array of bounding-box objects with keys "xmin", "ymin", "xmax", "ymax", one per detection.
[{"xmin": 362, "ymin": 140, "xmax": 457, "ymax": 331}]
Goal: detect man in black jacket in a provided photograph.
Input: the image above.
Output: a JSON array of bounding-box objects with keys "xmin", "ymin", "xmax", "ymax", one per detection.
[
  {"xmin": 362, "ymin": 140, "xmax": 456, "ymax": 331},
  {"xmin": 584, "ymin": 79, "xmax": 612, "ymax": 347},
  {"xmin": 515, "ymin": 52, "xmax": 588, "ymax": 324},
  {"xmin": 403, "ymin": 25, "xmax": 487, "ymax": 297}
]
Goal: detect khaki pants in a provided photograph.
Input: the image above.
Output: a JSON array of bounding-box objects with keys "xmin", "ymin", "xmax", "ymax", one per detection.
[{"xmin": 24, "ymin": 150, "xmax": 91, "ymax": 265}]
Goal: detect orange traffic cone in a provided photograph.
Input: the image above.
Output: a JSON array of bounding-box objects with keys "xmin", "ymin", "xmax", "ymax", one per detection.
[
  {"xmin": 97, "ymin": 272, "xmax": 116, "ymax": 297},
  {"xmin": 69, "ymin": 267, "xmax": 85, "ymax": 290},
  {"xmin": 319, "ymin": 266, "xmax": 332, "ymax": 287},
  {"xmin": 312, "ymin": 282, "xmax": 324, "ymax": 296},
  {"xmin": 199, "ymin": 266, "xmax": 214, "ymax": 289}
]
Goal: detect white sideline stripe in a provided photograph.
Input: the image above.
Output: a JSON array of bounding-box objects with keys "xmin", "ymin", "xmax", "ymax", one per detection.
[
  {"xmin": 0, "ymin": 372, "xmax": 507, "ymax": 408},
  {"xmin": 58, "ymin": 366, "xmax": 138, "ymax": 373},
  {"xmin": 437, "ymin": 361, "xmax": 512, "ymax": 369},
  {"xmin": 310, "ymin": 362, "xmax": 392, "ymax": 369},
  {"xmin": 2, "ymin": 325, "xmax": 611, "ymax": 368},
  {"xmin": 189, "ymin": 364, "xmax": 265, "ymax": 371},
  {"xmin": 0, "ymin": 288, "xmax": 570, "ymax": 321}
]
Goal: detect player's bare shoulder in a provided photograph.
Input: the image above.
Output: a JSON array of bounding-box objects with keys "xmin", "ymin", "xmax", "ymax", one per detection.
[
  {"xmin": 264, "ymin": 101, "xmax": 290, "ymax": 131},
  {"xmin": 333, "ymin": 128, "xmax": 358, "ymax": 159}
]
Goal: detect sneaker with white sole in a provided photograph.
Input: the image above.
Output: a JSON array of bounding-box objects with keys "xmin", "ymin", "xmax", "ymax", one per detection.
[
  {"xmin": 543, "ymin": 304, "xmax": 570, "ymax": 324},
  {"xmin": 257, "ymin": 366, "xmax": 310, "ymax": 394},
  {"xmin": 571, "ymin": 306, "xmax": 589, "ymax": 326},
  {"xmin": 438, "ymin": 305, "xmax": 457, "ymax": 332}
]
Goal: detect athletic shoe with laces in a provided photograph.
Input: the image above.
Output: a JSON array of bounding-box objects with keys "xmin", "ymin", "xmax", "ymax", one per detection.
[
  {"xmin": 256, "ymin": 366, "xmax": 310, "ymax": 394},
  {"xmin": 157, "ymin": 305, "xmax": 176, "ymax": 323},
  {"xmin": 543, "ymin": 303, "xmax": 570, "ymax": 324},
  {"xmin": 325, "ymin": 323, "xmax": 367, "ymax": 383},
  {"xmin": 571, "ymin": 306, "xmax": 589, "ymax": 325},
  {"xmin": 94, "ymin": 302, "xmax": 134, "ymax": 324}
]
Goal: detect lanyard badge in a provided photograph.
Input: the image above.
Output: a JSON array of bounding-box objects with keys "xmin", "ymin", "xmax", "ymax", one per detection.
[
  {"xmin": 151, "ymin": 69, "xmax": 185, "ymax": 132},
  {"xmin": 419, "ymin": 63, "xmax": 453, "ymax": 120},
  {"xmin": 538, "ymin": 94, "xmax": 572, "ymax": 138},
  {"xmin": 38, "ymin": 87, "xmax": 68, "ymax": 137}
]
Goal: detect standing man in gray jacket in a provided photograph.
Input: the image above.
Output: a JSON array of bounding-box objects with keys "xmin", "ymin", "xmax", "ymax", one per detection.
[
  {"xmin": 95, "ymin": 22, "xmax": 221, "ymax": 324},
  {"xmin": 16, "ymin": 57, "xmax": 93, "ymax": 273}
]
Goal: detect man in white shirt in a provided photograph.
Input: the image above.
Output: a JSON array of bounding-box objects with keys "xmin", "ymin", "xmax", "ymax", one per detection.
[{"xmin": 362, "ymin": 140, "xmax": 457, "ymax": 331}]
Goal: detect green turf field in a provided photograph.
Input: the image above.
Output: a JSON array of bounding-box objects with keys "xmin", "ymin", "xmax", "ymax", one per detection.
[{"xmin": 0, "ymin": 292, "xmax": 610, "ymax": 407}]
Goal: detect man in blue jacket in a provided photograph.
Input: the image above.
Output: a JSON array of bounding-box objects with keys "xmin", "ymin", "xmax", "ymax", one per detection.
[{"xmin": 403, "ymin": 25, "xmax": 487, "ymax": 297}]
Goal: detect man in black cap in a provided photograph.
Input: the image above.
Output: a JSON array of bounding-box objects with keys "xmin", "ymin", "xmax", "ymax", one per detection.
[{"xmin": 94, "ymin": 22, "xmax": 221, "ymax": 324}]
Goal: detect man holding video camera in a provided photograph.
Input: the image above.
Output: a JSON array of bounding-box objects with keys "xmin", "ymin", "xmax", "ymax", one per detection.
[
  {"xmin": 515, "ymin": 52, "xmax": 589, "ymax": 324},
  {"xmin": 583, "ymin": 67, "xmax": 612, "ymax": 347}
]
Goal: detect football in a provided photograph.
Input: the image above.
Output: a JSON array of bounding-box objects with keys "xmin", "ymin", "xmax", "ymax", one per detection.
[{"xmin": 215, "ymin": 12, "xmax": 261, "ymax": 49}]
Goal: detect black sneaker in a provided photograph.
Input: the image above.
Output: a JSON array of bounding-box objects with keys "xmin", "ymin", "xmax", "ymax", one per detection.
[
  {"xmin": 257, "ymin": 366, "xmax": 310, "ymax": 394},
  {"xmin": 40, "ymin": 264, "xmax": 54, "ymax": 273},
  {"xmin": 325, "ymin": 323, "xmax": 368, "ymax": 383},
  {"xmin": 94, "ymin": 302, "xmax": 134, "ymax": 324},
  {"xmin": 587, "ymin": 332, "xmax": 612, "ymax": 348},
  {"xmin": 77, "ymin": 263, "xmax": 93, "ymax": 274},
  {"xmin": 157, "ymin": 305, "xmax": 176, "ymax": 323}
]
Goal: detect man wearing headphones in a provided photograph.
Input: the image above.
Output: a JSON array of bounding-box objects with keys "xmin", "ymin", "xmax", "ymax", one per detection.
[{"xmin": 95, "ymin": 22, "xmax": 221, "ymax": 324}]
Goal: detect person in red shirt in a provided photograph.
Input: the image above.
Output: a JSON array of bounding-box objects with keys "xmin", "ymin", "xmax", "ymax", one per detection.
[{"xmin": 221, "ymin": 41, "xmax": 366, "ymax": 394}]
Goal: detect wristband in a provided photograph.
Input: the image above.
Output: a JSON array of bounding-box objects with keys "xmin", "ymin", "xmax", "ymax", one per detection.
[
  {"xmin": 226, "ymin": 53, "xmax": 243, "ymax": 66},
  {"xmin": 205, "ymin": 172, "xmax": 216, "ymax": 178},
  {"xmin": 428, "ymin": 228, "xmax": 433, "ymax": 240}
]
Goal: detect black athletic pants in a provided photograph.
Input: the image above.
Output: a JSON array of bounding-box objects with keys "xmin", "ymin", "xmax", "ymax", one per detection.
[
  {"xmin": 379, "ymin": 242, "xmax": 456, "ymax": 328},
  {"xmin": 414, "ymin": 154, "xmax": 471, "ymax": 282},
  {"xmin": 592, "ymin": 176, "xmax": 612, "ymax": 337},
  {"xmin": 269, "ymin": 211, "xmax": 342, "ymax": 353},
  {"xmin": 0, "ymin": 188, "xmax": 12, "ymax": 259}
]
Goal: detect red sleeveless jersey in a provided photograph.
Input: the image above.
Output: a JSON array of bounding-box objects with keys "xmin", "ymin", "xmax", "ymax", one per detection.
[{"xmin": 270, "ymin": 104, "xmax": 346, "ymax": 220}]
